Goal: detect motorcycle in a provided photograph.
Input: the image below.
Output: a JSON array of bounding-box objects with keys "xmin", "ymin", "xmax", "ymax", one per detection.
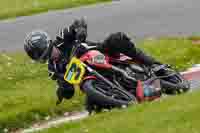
[{"xmin": 63, "ymin": 41, "xmax": 190, "ymax": 113}]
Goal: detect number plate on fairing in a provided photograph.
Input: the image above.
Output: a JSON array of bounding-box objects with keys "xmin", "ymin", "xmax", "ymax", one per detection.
[
  {"xmin": 64, "ymin": 57, "xmax": 85, "ymax": 84},
  {"xmin": 92, "ymin": 54, "xmax": 105, "ymax": 64}
]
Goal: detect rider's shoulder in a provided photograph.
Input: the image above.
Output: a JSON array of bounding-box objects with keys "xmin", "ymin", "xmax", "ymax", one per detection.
[{"xmin": 57, "ymin": 27, "xmax": 71, "ymax": 39}]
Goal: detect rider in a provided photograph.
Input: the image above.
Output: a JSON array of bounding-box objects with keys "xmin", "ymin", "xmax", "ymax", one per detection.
[{"xmin": 24, "ymin": 18, "xmax": 163, "ymax": 104}]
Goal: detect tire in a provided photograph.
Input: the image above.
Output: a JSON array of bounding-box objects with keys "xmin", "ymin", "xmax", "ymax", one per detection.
[
  {"xmin": 81, "ymin": 79, "xmax": 136, "ymax": 110},
  {"xmin": 160, "ymin": 73, "xmax": 190, "ymax": 94}
]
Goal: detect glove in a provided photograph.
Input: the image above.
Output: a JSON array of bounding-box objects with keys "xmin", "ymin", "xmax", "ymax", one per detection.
[
  {"xmin": 69, "ymin": 18, "xmax": 88, "ymax": 42},
  {"xmin": 48, "ymin": 71, "xmax": 57, "ymax": 80},
  {"xmin": 49, "ymin": 72, "xmax": 65, "ymax": 80}
]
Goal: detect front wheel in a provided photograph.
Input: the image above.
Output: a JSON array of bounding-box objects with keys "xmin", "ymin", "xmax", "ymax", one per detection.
[
  {"xmin": 81, "ymin": 79, "xmax": 137, "ymax": 113},
  {"xmin": 161, "ymin": 73, "xmax": 190, "ymax": 94}
]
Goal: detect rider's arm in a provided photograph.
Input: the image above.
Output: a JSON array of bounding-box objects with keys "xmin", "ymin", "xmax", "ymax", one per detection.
[
  {"xmin": 48, "ymin": 60, "xmax": 65, "ymax": 80},
  {"xmin": 48, "ymin": 60, "xmax": 57, "ymax": 80}
]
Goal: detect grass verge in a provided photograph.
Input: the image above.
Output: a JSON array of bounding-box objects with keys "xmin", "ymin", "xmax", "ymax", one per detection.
[
  {"xmin": 0, "ymin": 53, "xmax": 85, "ymax": 132},
  {"xmin": 39, "ymin": 89, "xmax": 200, "ymax": 133},
  {"xmin": 0, "ymin": 0, "xmax": 111, "ymax": 20},
  {"xmin": 139, "ymin": 37, "xmax": 200, "ymax": 71},
  {"xmin": 0, "ymin": 37, "xmax": 200, "ymax": 131}
]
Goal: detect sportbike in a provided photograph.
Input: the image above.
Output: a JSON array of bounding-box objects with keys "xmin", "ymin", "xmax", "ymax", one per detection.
[{"xmin": 63, "ymin": 41, "xmax": 190, "ymax": 113}]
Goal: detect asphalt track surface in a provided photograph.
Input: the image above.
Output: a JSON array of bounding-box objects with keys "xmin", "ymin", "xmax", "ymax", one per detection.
[{"xmin": 0, "ymin": 0, "xmax": 200, "ymax": 51}]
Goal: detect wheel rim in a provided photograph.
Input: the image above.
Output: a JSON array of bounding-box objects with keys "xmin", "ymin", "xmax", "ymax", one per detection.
[{"xmin": 92, "ymin": 81, "xmax": 134, "ymax": 102}]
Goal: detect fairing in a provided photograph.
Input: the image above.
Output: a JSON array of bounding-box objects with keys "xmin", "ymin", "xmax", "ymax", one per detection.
[{"xmin": 80, "ymin": 50, "xmax": 112, "ymax": 69}]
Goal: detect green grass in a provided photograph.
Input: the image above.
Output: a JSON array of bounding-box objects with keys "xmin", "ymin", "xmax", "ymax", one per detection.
[
  {"xmin": 0, "ymin": 53, "xmax": 85, "ymax": 131},
  {"xmin": 39, "ymin": 90, "xmax": 200, "ymax": 133},
  {"xmin": 139, "ymin": 37, "xmax": 200, "ymax": 71},
  {"xmin": 0, "ymin": 0, "xmax": 111, "ymax": 20},
  {"xmin": 0, "ymin": 37, "xmax": 200, "ymax": 131}
]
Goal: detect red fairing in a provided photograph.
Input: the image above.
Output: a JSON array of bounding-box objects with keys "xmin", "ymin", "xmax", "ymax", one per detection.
[
  {"xmin": 136, "ymin": 80, "xmax": 144, "ymax": 102},
  {"xmin": 80, "ymin": 50, "xmax": 112, "ymax": 69}
]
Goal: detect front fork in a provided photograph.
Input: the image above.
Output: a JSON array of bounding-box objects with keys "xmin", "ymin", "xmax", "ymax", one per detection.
[
  {"xmin": 83, "ymin": 63, "xmax": 136, "ymax": 99},
  {"xmin": 84, "ymin": 64, "xmax": 118, "ymax": 89}
]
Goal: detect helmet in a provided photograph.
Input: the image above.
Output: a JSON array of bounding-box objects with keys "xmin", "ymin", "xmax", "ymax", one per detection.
[
  {"xmin": 70, "ymin": 18, "xmax": 88, "ymax": 42},
  {"xmin": 24, "ymin": 30, "xmax": 53, "ymax": 63}
]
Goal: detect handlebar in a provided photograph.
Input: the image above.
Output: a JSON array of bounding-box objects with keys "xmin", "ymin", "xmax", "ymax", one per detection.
[{"xmin": 111, "ymin": 65, "xmax": 137, "ymax": 82}]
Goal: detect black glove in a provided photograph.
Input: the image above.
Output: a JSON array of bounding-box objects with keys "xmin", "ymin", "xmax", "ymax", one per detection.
[
  {"xmin": 69, "ymin": 18, "xmax": 88, "ymax": 42},
  {"xmin": 49, "ymin": 71, "xmax": 57, "ymax": 80},
  {"xmin": 49, "ymin": 72, "xmax": 65, "ymax": 80}
]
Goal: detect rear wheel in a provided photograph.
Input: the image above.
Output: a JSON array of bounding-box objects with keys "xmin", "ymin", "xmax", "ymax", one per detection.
[{"xmin": 81, "ymin": 79, "xmax": 137, "ymax": 113}]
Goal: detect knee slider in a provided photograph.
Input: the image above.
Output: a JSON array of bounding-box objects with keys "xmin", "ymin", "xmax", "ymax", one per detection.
[{"xmin": 57, "ymin": 84, "xmax": 75, "ymax": 99}]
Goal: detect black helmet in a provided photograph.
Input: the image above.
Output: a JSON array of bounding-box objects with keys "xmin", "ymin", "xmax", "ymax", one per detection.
[{"xmin": 24, "ymin": 30, "xmax": 53, "ymax": 63}]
